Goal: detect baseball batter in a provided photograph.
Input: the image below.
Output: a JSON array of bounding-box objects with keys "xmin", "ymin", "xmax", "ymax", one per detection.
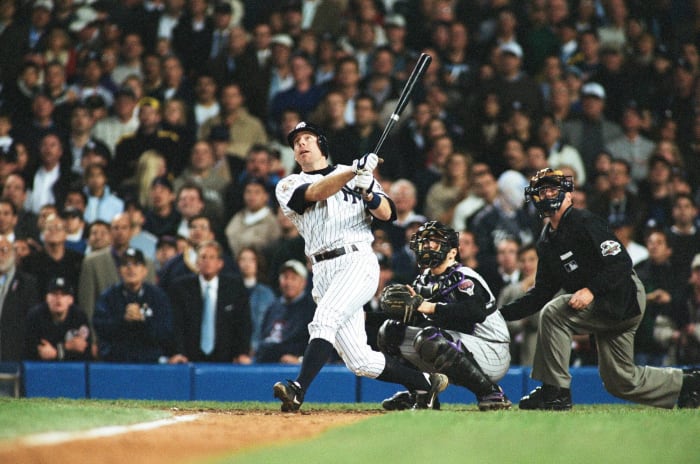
[
  {"xmin": 273, "ymin": 122, "xmax": 447, "ymax": 412},
  {"xmin": 378, "ymin": 221, "xmax": 512, "ymax": 411}
]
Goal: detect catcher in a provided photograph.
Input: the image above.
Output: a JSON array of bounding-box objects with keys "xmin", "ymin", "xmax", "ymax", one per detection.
[{"xmin": 378, "ymin": 221, "xmax": 512, "ymax": 411}]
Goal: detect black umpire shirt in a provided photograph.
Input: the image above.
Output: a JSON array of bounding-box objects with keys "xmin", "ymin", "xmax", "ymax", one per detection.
[{"xmin": 499, "ymin": 206, "xmax": 640, "ymax": 322}]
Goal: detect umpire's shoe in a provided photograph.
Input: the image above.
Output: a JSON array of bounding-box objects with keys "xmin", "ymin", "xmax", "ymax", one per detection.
[
  {"xmin": 678, "ymin": 369, "xmax": 700, "ymax": 409},
  {"xmin": 519, "ymin": 384, "xmax": 572, "ymax": 411},
  {"xmin": 273, "ymin": 380, "xmax": 304, "ymax": 412},
  {"xmin": 414, "ymin": 373, "xmax": 449, "ymax": 410},
  {"xmin": 477, "ymin": 386, "xmax": 512, "ymax": 411}
]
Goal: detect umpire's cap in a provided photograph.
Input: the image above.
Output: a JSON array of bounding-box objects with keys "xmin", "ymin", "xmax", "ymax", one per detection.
[{"xmin": 286, "ymin": 121, "xmax": 329, "ymax": 157}]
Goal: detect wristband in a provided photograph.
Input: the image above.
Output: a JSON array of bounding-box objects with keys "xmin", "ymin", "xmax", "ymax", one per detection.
[{"xmin": 364, "ymin": 193, "xmax": 381, "ymax": 209}]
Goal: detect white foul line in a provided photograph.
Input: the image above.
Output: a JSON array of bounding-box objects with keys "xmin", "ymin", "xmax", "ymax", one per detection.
[{"xmin": 20, "ymin": 414, "xmax": 201, "ymax": 447}]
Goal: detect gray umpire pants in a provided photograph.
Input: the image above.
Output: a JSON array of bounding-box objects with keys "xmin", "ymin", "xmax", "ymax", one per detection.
[{"xmin": 531, "ymin": 274, "xmax": 684, "ymax": 409}]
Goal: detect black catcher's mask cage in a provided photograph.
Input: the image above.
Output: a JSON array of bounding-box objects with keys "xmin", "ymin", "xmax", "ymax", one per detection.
[
  {"xmin": 524, "ymin": 168, "xmax": 574, "ymax": 218},
  {"xmin": 409, "ymin": 220, "xmax": 459, "ymax": 268}
]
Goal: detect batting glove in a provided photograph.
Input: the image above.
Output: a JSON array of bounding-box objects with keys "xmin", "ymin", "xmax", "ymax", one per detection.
[
  {"xmin": 355, "ymin": 170, "xmax": 375, "ymax": 192},
  {"xmin": 352, "ymin": 152, "xmax": 379, "ymax": 173}
]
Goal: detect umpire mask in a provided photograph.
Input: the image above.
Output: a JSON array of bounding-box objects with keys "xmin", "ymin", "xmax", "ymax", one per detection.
[
  {"xmin": 409, "ymin": 221, "xmax": 459, "ymax": 268},
  {"xmin": 525, "ymin": 168, "xmax": 574, "ymax": 218}
]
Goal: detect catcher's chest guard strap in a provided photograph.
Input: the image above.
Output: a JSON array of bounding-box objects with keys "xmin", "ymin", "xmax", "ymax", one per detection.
[{"xmin": 414, "ymin": 264, "xmax": 465, "ymax": 302}]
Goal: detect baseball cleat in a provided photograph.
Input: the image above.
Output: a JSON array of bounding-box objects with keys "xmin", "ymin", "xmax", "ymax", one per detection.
[
  {"xmin": 273, "ymin": 379, "xmax": 304, "ymax": 412},
  {"xmin": 678, "ymin": 369, "xmax": 700, "ymax": 409},
  {"xmin": 519, "ymin": 384, "xmax": 572, "ymax": 411},
  {"xmin": 382, "ymin": 390, "xmax": 414, "ymax": 411},
  {"xmin": 414, "ymin": 373, "xmax": 449, "ymax": 410},
  {"xmin": 477, "ymin": 386, "xmax": 512, "ymax": 411}
]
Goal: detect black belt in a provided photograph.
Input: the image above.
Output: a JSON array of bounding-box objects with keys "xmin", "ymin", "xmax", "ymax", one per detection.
[{"xmin": 311, "ymin": 244, "xmax": 358, "ymax": 264}]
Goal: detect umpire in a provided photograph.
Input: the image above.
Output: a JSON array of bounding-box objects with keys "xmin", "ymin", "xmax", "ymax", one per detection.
[{"xmin": 499, "ymin": 168, "xmax": 700, "ymax": 409}]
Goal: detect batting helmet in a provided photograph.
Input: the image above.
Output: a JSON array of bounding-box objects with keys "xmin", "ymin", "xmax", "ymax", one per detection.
[
  {"xmin": 525, "ymin": 168, "xmax": 574, "ymax": 217},
  {"xmin": 409, "ymin": 220, "xmax": 459, "ymax": 268},
  {"xmin": 287, "ymin": 121, "xmax": 329, "ymax": 157}
]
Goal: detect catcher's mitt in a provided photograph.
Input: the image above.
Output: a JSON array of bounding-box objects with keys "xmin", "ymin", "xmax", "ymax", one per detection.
[{"xmin": 379, "ymin": 284, "xmax": 424, "ymax": 324}]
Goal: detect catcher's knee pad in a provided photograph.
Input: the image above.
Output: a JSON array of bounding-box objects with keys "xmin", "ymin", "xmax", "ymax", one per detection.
[
  {"xmin": 377, "ymin": 319, "xmax": 406, "ymax": 356},
  {"xmin": 412, "ymin": 327, "xmax": 455, "ymax": 366}
]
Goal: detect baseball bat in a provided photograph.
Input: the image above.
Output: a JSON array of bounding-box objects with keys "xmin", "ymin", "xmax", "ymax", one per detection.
[{"xmin": 374, "ymin": 52, "xmax": 433, "ymax": 159}]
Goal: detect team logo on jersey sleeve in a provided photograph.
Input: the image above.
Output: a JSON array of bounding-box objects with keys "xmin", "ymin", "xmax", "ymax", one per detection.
[
  {"xmin": 600, "ymin": 240, "xmax": 622, "ymax": 256},
  {"xmin": 279, "ymin": 178, "xmax": 293, "ymax": 192},
  {"xmin": 458, "ymin": 278, "xmax": 475, "ymax": 295}
]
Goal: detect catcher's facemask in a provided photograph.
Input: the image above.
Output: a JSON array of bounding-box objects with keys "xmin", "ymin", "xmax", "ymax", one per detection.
[
  {"xmin": 409, "ymin": 220, "xmax": 459, "ymax": 268},
  {"xmin": 524, "ymin": 168, "xmax": 573, "ymax": 218}
]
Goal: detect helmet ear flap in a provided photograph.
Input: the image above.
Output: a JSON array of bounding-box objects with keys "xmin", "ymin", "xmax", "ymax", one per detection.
[{"xmin": 317, "ymin": 133, "xmax": 329, "ymax": 157}]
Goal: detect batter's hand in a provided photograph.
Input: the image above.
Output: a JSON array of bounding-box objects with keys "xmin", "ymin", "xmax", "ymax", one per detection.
[
  {"xmin": 568, "ymin": 288, "xmax": 594, "ymax": 310},
  {"xmin": 352, "ymin": 152, "xmax": 379, "ymax": 173},
  {"xmin": 355, "ymin": 170, "xmax": 375, "ymax": 192}
]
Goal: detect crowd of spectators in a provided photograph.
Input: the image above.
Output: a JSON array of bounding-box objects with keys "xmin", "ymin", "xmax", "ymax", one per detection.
[{"xmin": 0, "ymin": 0, "xmax": 699, "ymax": 368}]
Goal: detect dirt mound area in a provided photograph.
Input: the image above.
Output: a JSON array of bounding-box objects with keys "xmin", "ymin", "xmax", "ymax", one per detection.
[{"xmin": 1, "ymin": 409, "xmax": 380, "ymax": 464}]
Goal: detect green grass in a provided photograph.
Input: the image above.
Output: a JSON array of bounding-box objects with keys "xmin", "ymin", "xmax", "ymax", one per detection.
[
  {"xmin": 2, "ymin": 400, "xmax": 699, "ymax": 464},
  {"xmin": 230, "ymin": 405, "xmax": 700, "ymax": 464}
]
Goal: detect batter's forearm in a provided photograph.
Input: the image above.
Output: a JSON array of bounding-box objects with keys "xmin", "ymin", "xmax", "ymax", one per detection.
[{"xmin": 305, "ymin": 167, "xmax": 355, "ymax": 201}]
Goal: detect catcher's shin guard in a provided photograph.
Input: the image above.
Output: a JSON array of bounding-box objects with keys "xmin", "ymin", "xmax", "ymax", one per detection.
[{"xmin": 413, "ymin": 327, "xmax": 498, "ymax": 399}]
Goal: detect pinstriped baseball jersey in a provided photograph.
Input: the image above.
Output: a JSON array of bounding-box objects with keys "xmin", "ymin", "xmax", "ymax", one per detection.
[{"xmin": 275, "ymin": 165, "xmax": 385, "ymax": 256}]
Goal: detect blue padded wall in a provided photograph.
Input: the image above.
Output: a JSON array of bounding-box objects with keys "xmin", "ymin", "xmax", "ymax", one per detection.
[
  {"xmin": 89, "ymin": 363, "xmax": 193, "ymax": 400},
  {"xmin": 23, "ymin": 362, "xmax": 86, "ymax": 399},
  {"xmin": 193, "ymin": 364, "xmax": 357, "ymax": 402}
]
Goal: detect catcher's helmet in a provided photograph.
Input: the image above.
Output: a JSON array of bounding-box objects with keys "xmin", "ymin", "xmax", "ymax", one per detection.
[
  {"xmin": 525, "ymin": 168, "xmax": 574, "ymax": 217},
  {"xmin": 287, "ymin": 121, "xmax": 329, "ymax": 157},
  {"xmin": 409, "ymin": 220, "xmax": 459, "ymax": 268}
]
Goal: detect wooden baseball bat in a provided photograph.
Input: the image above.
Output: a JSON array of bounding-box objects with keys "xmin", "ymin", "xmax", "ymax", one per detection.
[{"xmin": 374, "ymin": 52, "xmax": 433, "ymax": 160}]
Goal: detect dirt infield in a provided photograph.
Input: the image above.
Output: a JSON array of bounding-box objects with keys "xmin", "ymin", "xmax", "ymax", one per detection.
[{"xmin": 1, "ymin": 409, "xmax": 379, "ymax": 464}]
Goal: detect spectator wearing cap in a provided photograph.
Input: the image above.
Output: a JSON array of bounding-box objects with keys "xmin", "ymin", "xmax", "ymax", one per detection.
[
  {"xmin": 93, "ymin": 247, "xmax": 175, "ymax": 363},
  {"xmin": 224, "ymin": 176, "xmax": 281, "ymax": 258},
  {"xmin": 24, "ymin": 276, "xmax": 93, "ymax": 361},
  {"xmin": 169, "ymin": 240, "xmax": 252, "ymax": 363},
  {"xmin": 20, "ymin": 212, "xmax": 83, "ymax": 299},
  {"xmin": 67, "ymin": 104, "xmax": 111, "ymax": 177},
  {"xmin": 2, "ymin": 173, "xmax": 40, "ymax": 242},
  {"xmin": 268, "ymin": 51, "xmax": 327, "ymax": 133},
  {"xmin": 154, "ymin": 235, "xmax": 178, "ymax": 272},
  {"xmin": 486, "ymin": 41, "xmax": 545, "ymax": 122},
  {"xmin": 143, "ymin": 176, "xmax": 181, "ymax": 238},
  {"xmin": 113, "ymin": 96, "xmax": 183, "ymax": 187},
  {"xmin": 561, "ymin": 82, "xmax": 623, "ymax": 179},
  {"xmin": 83, "ymin": 163, "xmax": 124, "ymax": 224},
  {"xmin": 62, "ymin": 206, "xmax": 87, "ymax": 254},
  {"xmin": 255, "ymin": 259, "xmax": 316, "ymax": 363},
  {"xmin": 207, "ymin": 125, "xmax": 238, "ymax": 183},
  {"xmin": 605, "ymin": 101, "xmax": 656, "ymax": 186},
  {"xmin": 264, "ymin": 33, "xmax": 295, "ymax": 105},
  {"xmin": 78, "ymin": 212, "xmax": 157, "ymax": 324},
  {"xmin": 198, "ymin": 81, "xmax": 269, "ymax": 161},
  {"xmin": 0, "ymin": 233, "xmax": 40, "ymax": 361},
  {"xmin": 91, "ymin": 86, "xmax": 140, "ymax": 156}
]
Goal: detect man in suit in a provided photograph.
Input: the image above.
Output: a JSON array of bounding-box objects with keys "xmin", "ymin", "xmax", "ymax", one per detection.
[
  {"xmin": 168, "ymin": 240, "xmax": 252, "ymax": 363},
  {"xmin": 0, "ymin": 234, "xmax": 40, "ymax": 361}
]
